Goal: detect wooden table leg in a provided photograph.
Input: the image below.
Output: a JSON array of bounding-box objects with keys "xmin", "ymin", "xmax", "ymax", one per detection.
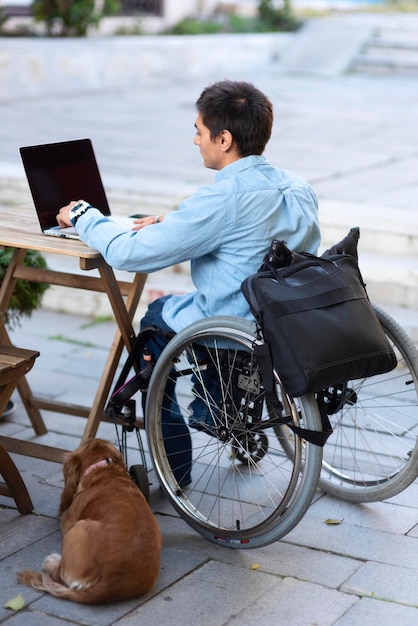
[
  {"xmin": 0, "ymin": 382, "xmax": 17, "ymax": 416},
  {"xmin": 81, "ymin": 271, "xmax": 147, "ymax": 442}
]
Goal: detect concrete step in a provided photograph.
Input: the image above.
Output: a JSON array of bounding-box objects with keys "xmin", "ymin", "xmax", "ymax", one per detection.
[
  {"xmin": 319, "ymin": 199, "xmax": 418, "ymax": 342},
  {"xmin": 353, "ymin": 249, "xmax": 417, "ymax": 309},
  {"xmin": 351, "ymin": 24, "xmax": 418, "ymax": 75},
  {"xmin": 352, "ymin": 54, "xmax": 418, "ymax": 75},
  {"xmin": 373, "ymin": 25, "xmax": 418, "ymax": 46},
  {"xmin": 373, "ymin": 303, "xmax": 418, "ymax": 346},
  {"xmin": 319, "ymin": 200, "xmax": 418, "ymax": 257},
  {"xmin": 366, "ymin": 38, "xmax": 418, "ymax": 53}
]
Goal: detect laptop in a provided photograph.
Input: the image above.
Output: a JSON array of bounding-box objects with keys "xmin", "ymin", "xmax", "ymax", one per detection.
[{"xmin": 19, "ymin": 138, "xmax": 139, "ymax": 239}]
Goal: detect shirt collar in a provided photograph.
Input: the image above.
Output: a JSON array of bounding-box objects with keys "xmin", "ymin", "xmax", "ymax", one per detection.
[{"xmin": 215, "ymin": 155, "xmax": 268, "ymax": 181}]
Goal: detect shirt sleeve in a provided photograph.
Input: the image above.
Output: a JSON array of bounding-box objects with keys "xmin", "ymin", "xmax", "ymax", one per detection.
[{"xmin": 75, "ymin": 185, "xmax": 228, "ymax": 274}]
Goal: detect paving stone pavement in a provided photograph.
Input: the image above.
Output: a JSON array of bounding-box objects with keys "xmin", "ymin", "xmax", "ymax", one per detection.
[
  {"xmin": 1, "ymin": 308, "xmax": 418, "ymax": 625},
  {"xmin": 1, "ymin": 12, "xmax": 418, "ymax": 626}
]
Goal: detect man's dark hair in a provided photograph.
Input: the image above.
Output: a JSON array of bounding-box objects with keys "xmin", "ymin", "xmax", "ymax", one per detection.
[{"xmin": 196, "ymin": 80, "xmax": 273, "ymax": 157}]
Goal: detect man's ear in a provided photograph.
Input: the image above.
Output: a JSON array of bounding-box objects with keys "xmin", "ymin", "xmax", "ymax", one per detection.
[{"xmin": 218, "ymin": 129, "xmax": 234, "ymax": 152}]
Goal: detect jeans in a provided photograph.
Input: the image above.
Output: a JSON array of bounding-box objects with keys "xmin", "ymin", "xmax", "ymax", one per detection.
[{"xmin": 140, "ymin": 296, "xmax": 192, "ymax": 487}]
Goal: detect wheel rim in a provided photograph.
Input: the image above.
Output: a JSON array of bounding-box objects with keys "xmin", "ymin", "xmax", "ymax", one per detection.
[{"xmin": 146, "ymin": 320, "xmax": 322, "ymax": 546}]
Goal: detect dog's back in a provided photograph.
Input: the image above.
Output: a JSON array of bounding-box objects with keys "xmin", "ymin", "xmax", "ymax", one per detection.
[{"xmin": 18, "ymin": 439, "xmax": 162, "ymax": 604}]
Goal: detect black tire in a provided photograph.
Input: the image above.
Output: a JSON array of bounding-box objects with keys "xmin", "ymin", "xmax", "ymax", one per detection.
[{"xmin": 129, "ymin": 464, "xmax": 150, "ymax": 502}]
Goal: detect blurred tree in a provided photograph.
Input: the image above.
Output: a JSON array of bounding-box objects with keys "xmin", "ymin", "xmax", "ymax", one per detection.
[
  {"xmin": 258, "ymin": 0, "xmax": 299, "ymax": 31},
  {"xmin": 32, "ymin": 0, "xmax": 120, "ymax": 36}
]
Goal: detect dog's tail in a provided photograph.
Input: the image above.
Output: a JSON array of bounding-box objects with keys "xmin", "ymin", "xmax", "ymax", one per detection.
[{"xmin": 17, "ymin": 568, "xmax": 101, "ymax": 605}]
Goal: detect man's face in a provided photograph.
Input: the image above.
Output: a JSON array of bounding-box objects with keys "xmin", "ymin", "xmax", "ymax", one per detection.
[{"xmin": 193, "ymin": 114, "xmax": 223, "ymax": 170}]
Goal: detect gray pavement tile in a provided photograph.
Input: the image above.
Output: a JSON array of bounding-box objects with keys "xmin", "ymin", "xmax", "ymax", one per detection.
[
  {"xmin": 12, "ymin": 305, "xmax": 116, "ymax": 342},
  {"xmin": 156, "ymin": 509, "xmax": 364, "ymax": 590},
  {"xmin": 4, "ymin": 403, "xmax": 87, "ymax": 439},
  {"xmin": 341, "ymin": 561, "xmax": 418, "ymax": 607},
  {"xmin": 309, "ymin": 493, "xmax": 418, "ymax": 535},
  {"xmin": 157, "ymin": 540, "xmax": 211, "ymax": 590},
  {"xmin": 0, "ymin": 512, "xmax": 59, "ymax": 561},
  {"xmin": 0, "ymin": 454, "xmax": 62, "ymax": 516},
  {"xmin": 334, "ymin": 596, "xmax": 418, "ymax": 626},
  {"xmin": 2, "ymin": 613, "xmax": 81, "ymax": 626},
  {"xmin": 0, "ymin": 530, "xmax": 62, "ymax": 615},
  {"xmin": 119, "ymin": 562, "xmax": 358, "ymax": 626},
  {"xmin": 0, "ymin": 420, "xmax": 28, "ymax": 438},
  {"xmin": 408, "ymin": 524, "xmax": 418, "ymax": 539},
  {"xmin": 10, "ymin": 429, "xmax": 81, "ymax": 455},
  {"xmin": 313, "ymin": 154, "xmax": 418, "ymax": 207},
  {"xmin": 217, "ymin": 542, "xmax": 362, "ymax": 590},
  {"xmin": 9, "ymin": 309, "xmax": 87, "ymax": 342},
  {"xmin": 30, "ymin": 593, "xmax": 142, "ymax": 626},
  {"xmin": 116, "ymin": 560, "xmax": 281, "ymax": 626},
  {"xmin": 228, "ymin": 577, "xmax": 358, "ymax": 626},
  {"xmin": 154, "ymin": 504, "xmax": 204, "ymax": 539},
  {"xmin": 286, "ymin": 514, "xmax": 418, "ymax": 571}
]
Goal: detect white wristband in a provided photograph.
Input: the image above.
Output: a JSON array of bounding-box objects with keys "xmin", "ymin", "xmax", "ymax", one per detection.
[{"xmin": 69, "ymin": 201, "xmax": 93, "ymax": 226}]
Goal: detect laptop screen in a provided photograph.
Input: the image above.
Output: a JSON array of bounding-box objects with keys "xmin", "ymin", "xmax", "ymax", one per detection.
[{"xmin": 20, "ymin": 138, "xmax": 111, "ymax": 231}]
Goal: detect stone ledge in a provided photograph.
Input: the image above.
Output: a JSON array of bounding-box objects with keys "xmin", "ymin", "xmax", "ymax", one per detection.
[{"xmin": 0, "ymin": 33, "xmax": 293, "ymax": 101}]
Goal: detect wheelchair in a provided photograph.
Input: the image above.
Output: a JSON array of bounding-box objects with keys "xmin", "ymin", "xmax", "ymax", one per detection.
[
  {"xmin": 107, "ymin": 316, "xmax": 323, "ymax": 549},
  {"xmin": 106, "ymin": 307, "xmax": 418, "ymax": 549}
]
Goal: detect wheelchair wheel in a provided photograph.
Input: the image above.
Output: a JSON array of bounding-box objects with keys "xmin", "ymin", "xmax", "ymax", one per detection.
[
  {"xmin": 145, "ymin": 316, "xmax": 323, "ymax": 548},
  {"xmin": 129, "ymin": 464, "xmax": 150, "ymax": 502},
  {"xmin": 318, "ymin": 305, "xmax": 418, "ymax": 502}
]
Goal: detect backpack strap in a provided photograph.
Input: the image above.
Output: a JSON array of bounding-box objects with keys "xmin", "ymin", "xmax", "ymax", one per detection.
[{"xmin": 254, "ymin": 342, "xmax": 333, "ymax": 447}]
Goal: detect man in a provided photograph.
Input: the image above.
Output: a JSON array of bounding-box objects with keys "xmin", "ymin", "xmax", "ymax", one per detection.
[{"xmin": 57, "ymin": 80, "xmax": 321, "ymax": 486}]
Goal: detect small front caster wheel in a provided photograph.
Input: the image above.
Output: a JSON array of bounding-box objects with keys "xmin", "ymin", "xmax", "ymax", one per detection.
[{"xmin": 129, "ymin": 464, "xmax": 150, "ymax": 502}]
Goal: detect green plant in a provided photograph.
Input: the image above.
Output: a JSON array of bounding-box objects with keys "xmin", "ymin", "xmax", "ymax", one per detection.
[
  {"xmin": 114, "ymin": 19, "xmax": 144, "ymax": 36},
  {"xmin": 258, "ymin": 0, "xmax": 301, "ymax": 32},
  {"xmin": 167, "ymin": 17, "xmax": 223, "ymax": 36},
  {"xmin": 0, "ymin": 6, "xmax": 8, "ymax": 31},
  {"xmin": 32, "ymin": 0, "xmax": 120, "ymax": 37},
  {"xmin": 166, "ymin": 1, "xmax": 302, "ymax": 37},
  {"xmin": 0, "ymin": 249, "xmax": 50, "ymax": 329}
]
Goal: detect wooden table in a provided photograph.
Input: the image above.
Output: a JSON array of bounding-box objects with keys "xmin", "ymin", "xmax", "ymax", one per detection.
[{"xmin": 0, "ymin": 205, "xmax": 147, "ymax": 463}]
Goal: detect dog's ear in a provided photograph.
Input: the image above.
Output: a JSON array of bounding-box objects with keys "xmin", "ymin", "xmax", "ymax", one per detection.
[{"xmin": 58, "ymin": 450, "xmax": 82, "ymax": 515}]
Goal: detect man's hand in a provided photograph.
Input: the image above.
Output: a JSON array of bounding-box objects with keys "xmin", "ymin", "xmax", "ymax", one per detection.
[
  {"xmin": 56, "ymin": 200, "xmax": 82, "ymax": 228},
  {"xmin": 132, "ymin": 214, "xmax": 165, "ymax": 231}
]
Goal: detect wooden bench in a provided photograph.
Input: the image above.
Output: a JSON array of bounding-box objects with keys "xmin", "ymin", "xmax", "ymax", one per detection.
[{"xmin": 0, "ymin": 345, "xmax": 40, "ymax": 514}]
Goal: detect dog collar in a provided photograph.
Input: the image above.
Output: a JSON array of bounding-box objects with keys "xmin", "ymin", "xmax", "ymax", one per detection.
[{"xmin": 83, "ymin": 457, "xmax": 113, "ymax": 478}]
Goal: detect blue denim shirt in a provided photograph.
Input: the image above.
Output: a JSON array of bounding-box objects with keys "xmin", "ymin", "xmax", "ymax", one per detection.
[{"xmin": 76, "ymin": 155, "xmax": 320, "ymax": 332}]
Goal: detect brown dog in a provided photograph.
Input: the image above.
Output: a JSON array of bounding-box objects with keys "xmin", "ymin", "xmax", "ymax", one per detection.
[{"xmin": 18, "ymin": 438, "xmax": 162, "ymax": 604}]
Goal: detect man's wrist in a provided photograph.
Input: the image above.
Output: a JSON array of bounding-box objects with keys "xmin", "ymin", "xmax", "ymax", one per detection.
[{"xmin": 69, "ymin": 201, "xmax": 93, "ymax": 226}]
